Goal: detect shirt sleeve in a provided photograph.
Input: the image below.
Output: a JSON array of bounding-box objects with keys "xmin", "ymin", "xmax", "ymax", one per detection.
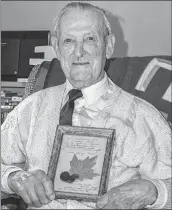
[
  {"xmin": 1, "ymin": 107, "xmax": 26, "ymax": 193},
  {"xmin": 135, "ymin": 100, "xmax": 171, "ymax": 209}
]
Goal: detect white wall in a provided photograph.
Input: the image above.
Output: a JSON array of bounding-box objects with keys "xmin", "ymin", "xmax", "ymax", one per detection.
[{"xmin": 1, "ymin": 1, "xmax": 171, "ymax": 57}]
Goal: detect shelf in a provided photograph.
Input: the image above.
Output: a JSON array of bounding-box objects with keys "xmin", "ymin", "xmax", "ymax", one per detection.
[
  {"xmin": 1, "ymin": 81, "xmax": 26, "ymax": 88},
  {"xmin": 1, "ymin": 109, "xmax": 13, "ymax": 112}
]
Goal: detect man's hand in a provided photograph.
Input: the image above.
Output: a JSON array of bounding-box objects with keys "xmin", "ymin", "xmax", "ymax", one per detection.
[
  {"xmin": 8, "ymin": 169, "xmax": 55, "ymax": 208},
  {"xmin": 96, "ymin": 179, "xmax": 158, "ymax": 209}
]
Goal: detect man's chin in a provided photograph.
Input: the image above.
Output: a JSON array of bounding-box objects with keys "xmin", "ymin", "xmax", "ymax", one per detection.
[
  {"xmin": 70, "ymin": 73, "xmax": 90, "ymax": 82},
  {"xmin": 70, "ymin": 77, "xmax": 92, "ymax": 89}
]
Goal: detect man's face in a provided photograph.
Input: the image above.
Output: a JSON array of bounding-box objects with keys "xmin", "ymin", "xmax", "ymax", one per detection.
[{"xmin": 56, "ymin": 9, "xmax": 109, "ymax": 89}]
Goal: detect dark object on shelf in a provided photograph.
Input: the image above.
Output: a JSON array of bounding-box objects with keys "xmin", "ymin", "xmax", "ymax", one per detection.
[
  {"xmin": 60, "ymin": 171, "xmax": 79, "ymax": 183},
  {"xmin": 1, "ymin": 38, "xmax": 20, "ymax": 81},
  {"xmin": 1, "ymin": 31, "xmax": 50, "ymax": 81}
]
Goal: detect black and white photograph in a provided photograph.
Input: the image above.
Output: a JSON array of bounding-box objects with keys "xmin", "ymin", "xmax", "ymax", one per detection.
[{"xmin": 1, "ymin": 1, "xmax": 171, "ymax": 209}]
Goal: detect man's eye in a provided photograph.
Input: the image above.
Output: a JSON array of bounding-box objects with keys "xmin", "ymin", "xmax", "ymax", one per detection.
[
  {"xmin": 64, "ymin": 39, "xmax": 73, "ymax": 43},
  {"xmin": 85, "ymin": 37, "xmax": 95, "ymax": 42}
]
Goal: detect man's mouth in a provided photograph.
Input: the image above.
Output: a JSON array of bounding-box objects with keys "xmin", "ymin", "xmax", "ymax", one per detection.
[{"xmin": 72, "ymin": 62, "xmax": 89, "ymax": 65}]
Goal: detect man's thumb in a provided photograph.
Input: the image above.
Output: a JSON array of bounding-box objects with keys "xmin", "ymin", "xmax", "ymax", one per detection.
[{"xmin": 96, "ymin": 194, "xmax": 109, "ymax": 209}]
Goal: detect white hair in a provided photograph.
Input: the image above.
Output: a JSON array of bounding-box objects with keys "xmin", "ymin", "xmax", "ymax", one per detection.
[{"xmin": 53, "ymin": 2, "xmax": 112, "ymax": 39}]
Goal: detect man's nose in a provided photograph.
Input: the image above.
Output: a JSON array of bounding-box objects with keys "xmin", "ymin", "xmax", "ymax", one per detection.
[{"xmin": 74, "ymin": 42, "xmax": 84, "ymax": 57}]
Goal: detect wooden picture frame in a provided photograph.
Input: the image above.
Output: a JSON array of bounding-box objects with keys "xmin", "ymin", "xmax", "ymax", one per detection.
[{"xmin": 47, "ymin": 125, "xmax": 115, "ymax": 202}]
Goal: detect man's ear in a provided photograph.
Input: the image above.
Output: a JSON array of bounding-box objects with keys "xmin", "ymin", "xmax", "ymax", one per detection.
[
  {"xmin": 106, "ymin": 34, "xmax": 115, "ymax": 59},
  {"xmin": 51, "ymin": 36, "xmax": 60, "ymax": 60}
]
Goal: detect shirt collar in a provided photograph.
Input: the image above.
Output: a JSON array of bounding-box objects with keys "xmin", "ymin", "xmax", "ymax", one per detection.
[{"xmin": 65, "ymin": 73, "xmax": 109, "ymax": 106}]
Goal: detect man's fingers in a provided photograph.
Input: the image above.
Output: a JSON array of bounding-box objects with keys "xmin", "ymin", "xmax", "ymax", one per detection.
[
  {"xmin": 21, "ymin": 194, "xmax": 33, "ymax": 207},
  {"xmin": 35, "ymin": 181, "xmax": 51, "ymax": 205},
  {"xmin": 27, "ymin": 183, "xmax": 42, "ymax": 208},
  {"xmin": 17, "ymin": 188, "xmax": 32, "ymax": 207},
  {"xmin": 41, "ymin": 175, "xmax": 55, "ymax": 200},
  {"xmin": 35, "ymin": 170, "xmax": 55, "ymax": 200}
]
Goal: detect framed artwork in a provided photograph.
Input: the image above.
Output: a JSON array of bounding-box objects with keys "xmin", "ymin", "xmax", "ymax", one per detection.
[{"xmin": 47, "ymin": 125, "xmax": 115, "ymax": 202}]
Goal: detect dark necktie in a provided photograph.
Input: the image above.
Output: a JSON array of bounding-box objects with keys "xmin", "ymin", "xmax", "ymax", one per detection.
[{"xmin": 59, "ymin": 89, "xmax": 83, "ymax": 125}]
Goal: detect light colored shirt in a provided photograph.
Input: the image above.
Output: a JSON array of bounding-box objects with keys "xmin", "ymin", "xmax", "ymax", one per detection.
[
  {"xmin": 64, "ymin": 74, "xmax": 109, "ymax": 127},
  {"xmin": 1, "ymin": 75, "xmax": 171, "ymax": 209}
]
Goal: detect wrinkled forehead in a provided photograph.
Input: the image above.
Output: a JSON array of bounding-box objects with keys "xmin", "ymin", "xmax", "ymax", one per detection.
[{"xmin": 59, "ymin": 8, "xmax": 105, "ymax": 36}]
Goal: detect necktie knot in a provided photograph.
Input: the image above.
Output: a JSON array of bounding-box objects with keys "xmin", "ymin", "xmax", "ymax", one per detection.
[
  {"xmin": 68, "ymin": 89, "xmax": 83, "ymax": 101},
  {"xmin": 59, "ymin": 89, "xmax": 83, "ymax": 125}
]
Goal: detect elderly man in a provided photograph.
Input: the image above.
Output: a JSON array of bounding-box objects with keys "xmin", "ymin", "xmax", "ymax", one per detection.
[{"xmin": 1, "ymin": 2, "xmax": 171, "ymax": 209}]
